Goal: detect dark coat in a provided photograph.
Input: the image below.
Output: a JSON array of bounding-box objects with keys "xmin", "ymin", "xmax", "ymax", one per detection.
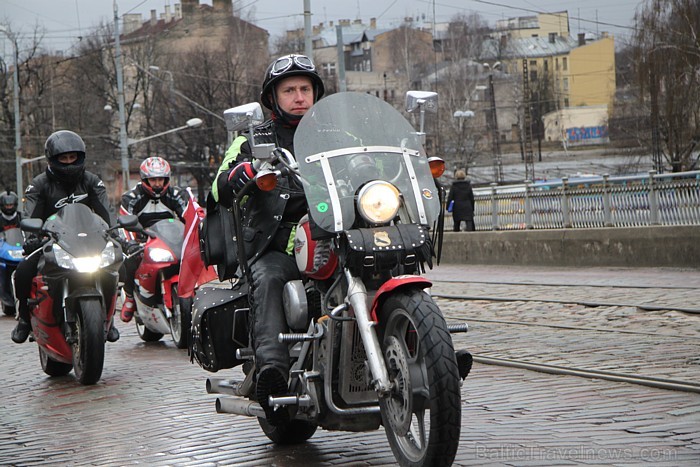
[{"xmin": 447, "ymin": 180, "xmax": 475, "ymax": 221}]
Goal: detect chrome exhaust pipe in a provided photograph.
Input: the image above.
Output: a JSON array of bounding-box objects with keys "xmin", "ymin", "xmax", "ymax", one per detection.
[
  {"xmin": 207, "ymin": 375, "xmax": 253, "ymax": 397},
  {"xmin": 215, "ymin": 397, "xmax": 266, "ymax": 418}
]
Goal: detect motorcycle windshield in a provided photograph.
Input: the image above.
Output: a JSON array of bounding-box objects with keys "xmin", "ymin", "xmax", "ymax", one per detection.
[
  {"xmin": 43, "ymin": 204, "xmax": 109, "ymax": 257},
  {"xmin": 0, "ymin": 228, "xmax": 24, "ymax": 247},
  {"xmin": 148, "ymin": 219, "xmax": 184, "ymax": 261},
  {"xmin": 295, "ymin": 92, "xmax": 440, "ymax": 232}
]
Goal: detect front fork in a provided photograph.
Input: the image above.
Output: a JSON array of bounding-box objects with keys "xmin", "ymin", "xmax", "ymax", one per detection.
[{"xmin": 344, "ymin": 270, "xmax": 392, "ymax": 395}]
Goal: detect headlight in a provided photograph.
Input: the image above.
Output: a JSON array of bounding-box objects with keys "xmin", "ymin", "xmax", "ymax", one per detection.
[
  {"xmin": 8, "ymin": 249, "xmax": 24, "ymax": 260},
  {"xmin": 357, "ymin": 181, "xmax": 401, "ymax": 225},
  {"xmin": 148, "ymin": 247, "xmax": 175, "ymax": 263},
  {"xmin": 53, "ymin": 242, "xmax": 118, "ymax": 273}
]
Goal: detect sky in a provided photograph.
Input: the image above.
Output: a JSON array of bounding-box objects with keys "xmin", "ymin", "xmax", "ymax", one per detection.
[{"xmin": 2, "ymin": 0, "xmax": 644, "ymax": 54}]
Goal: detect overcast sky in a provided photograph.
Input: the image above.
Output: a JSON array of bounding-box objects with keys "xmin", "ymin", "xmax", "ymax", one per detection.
[{"xmin": 2, "ymin": 0, "xmax": 643, "ymax": 54}]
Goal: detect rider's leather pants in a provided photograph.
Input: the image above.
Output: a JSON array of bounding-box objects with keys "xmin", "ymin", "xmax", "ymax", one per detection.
[{"xmin": 249, "ymin": 250, "xmax": 300, "ymax": 375}]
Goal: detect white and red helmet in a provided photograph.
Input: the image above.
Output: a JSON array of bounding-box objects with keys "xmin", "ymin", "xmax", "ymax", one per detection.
[
  {"xmin": 294, "ymin": 215, "xmax": 337, "ymax": 280},
  {"xmin": 139, "ymin": 156, "xmax": 171, "ymax": 197}
]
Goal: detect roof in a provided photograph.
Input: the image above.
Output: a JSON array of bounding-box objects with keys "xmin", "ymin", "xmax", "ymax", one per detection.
[{"xmin": 482, "ymin": 35, "xmax": 580, "ymax": 60}]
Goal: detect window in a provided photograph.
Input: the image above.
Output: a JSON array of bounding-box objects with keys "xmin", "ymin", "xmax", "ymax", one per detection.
[
  {"xmin": 563, "ymin": 57, "xmax": 568, "ymax": 71},
  {"xmin": 530, "ymin": 60, "xmax": 537, "ymax": 67},
  {"xmin": 564, "ymin": 98, "xmax": 569, "ymax": 107},
  {"xmin": 563, "ymin": 77, "xmax": 569, "ymax": 91},
  {"xmin": 530, "ymin": 70, "xmax": 538, "ymax": 81}
]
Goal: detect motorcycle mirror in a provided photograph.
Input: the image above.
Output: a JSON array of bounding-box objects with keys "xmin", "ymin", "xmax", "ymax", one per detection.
[
  {"xmin": 117, "ymin": 214, "xmax": 140, "ymax": 230},
  {"xmin": 223, "ymin": 103, "xmax": 264, "ymax": 133},
  {"xmin": 405, "ymin": 91, "xmax": 438, "ymax": 114},
  {"xmin": 20, "ymin": 218, "xmax": 43, "ymax": 233}
]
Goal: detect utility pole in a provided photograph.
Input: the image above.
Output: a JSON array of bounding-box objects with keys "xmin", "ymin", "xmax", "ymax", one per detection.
[
  {"xmin": 0, "ymin": 28, "xmax": 23, "ymax": 208},
  {"xmin": 488, "ymin": 73, "xmax": 503, "ymax": 183},
  {"xmin": 114, "ymin": 0, "xmax": 130, "ymax": 192},
  {"xmin": 303, "ymin": 0, "xmax": 312, "ymax": 59},
  {"xmin": 521, "ymin": 59, "xmax": 535, "ymax": 182}
]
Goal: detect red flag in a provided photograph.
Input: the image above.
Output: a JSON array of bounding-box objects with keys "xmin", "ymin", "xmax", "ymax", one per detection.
[{"xmin": 179, "ymin": 188, "xmax": 217, "ymax": 298}]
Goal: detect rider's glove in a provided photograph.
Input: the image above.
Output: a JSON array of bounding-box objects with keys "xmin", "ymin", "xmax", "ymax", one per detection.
[
  {"xmin": 227, "ymin": 162, "xmax": 257, "ymax": 192},
  {"xmin": 23, "ymin": 237, "xmax": 44, "ymax": 255}
]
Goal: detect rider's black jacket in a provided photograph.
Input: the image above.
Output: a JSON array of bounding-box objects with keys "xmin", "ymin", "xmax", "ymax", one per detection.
[
  {"xmin": 216, "ymin": 119, "xmax": 306, "ymax": 265},
  {"xmin": 23, "ymin": 169, "xmax": 113, "ymax": 226},
  {"xmin": 120, "ymin": 183, "xmax": 187, "ymax": 229}
]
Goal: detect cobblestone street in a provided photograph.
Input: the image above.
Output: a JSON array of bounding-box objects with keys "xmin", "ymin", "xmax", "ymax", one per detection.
[{"xmin": 1, "ymin": 264, "xmax": 699, "ymax": 466}]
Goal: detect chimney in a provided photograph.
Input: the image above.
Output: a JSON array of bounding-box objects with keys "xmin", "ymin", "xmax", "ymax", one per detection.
[
  {"xmin": 213, "ymin": 0, "xmax": 232, "ymax": 13},
  {"xmin": 370, "ymin": 17, "xmax": 376, "ymax": 29},
  {"xmin": 500, "ymin": 34, "xmax": 508, "ymax": 49},
  {"xmin": 165, "ymin": 5, "xmax": 172, "ymax": 22},
  {"xmin": 150, "ymin": 9, "xmax": 157, "ymax": 26},
  {"xmin": 174, "ymin": 3, "xmax": 182, "ymax": 19},
  {"xmin": 578, "ymin": 32, "xmax": 585, "ymax": 46},
  {"xmin": 182, "ymin": 0, "xmax": 198, "ymax": 16}
]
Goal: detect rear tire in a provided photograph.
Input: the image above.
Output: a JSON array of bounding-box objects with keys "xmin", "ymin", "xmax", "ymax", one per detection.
[
  {"xmin": 39, "ymin": 347, "xmax": 72, "ymax": 377},
  {"xmin": 169, "ymin": 284, "xmax": 191, "ymax": 349},
  {"xmin": 72, "ymin": 298, "xmax": 106, "ymax": 385},
  {"xmin": 136, "ymin": 320, "xmax": 164, "ymax": 342},
  {"xmin": 258, "ymin": 418, "xmax": 317, "ymax": 445},
  {"xmin": 378, "ymin": 288, "xmax": 461, "ymax": 467}
]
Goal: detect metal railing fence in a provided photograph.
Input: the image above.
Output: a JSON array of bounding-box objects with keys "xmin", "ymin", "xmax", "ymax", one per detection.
[{"xmin": 449, "ymin": 170, "xmax": 700, "ymax": 231}]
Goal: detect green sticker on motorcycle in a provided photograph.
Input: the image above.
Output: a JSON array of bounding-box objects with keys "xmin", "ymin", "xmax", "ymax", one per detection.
[{"xmin": 317, "ymin": 202, "xmax": 328, "ymax": 213}]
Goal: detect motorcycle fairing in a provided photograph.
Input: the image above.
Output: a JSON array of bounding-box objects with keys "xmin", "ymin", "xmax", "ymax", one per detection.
[
  {"xmin": 43, "ymin": 204, "xmax": 109, "ymax": 259},
  {"xmin": 147, "ymin": 218, "xmax": 185, "ymax": 262},
  {"xmin": 295, "ymin": 92, "xmax": 440, "ymax": 233}
]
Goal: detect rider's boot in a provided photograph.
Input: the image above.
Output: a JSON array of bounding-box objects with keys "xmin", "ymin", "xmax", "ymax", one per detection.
[
  {"xmin": 120, "ymin": 294, "xmax": 136, "ymax": 323},
  {"xmin": 11, "ymin": 299, "xmax": 31, "ymax": 344},
  {"xmin": 256, "ymin": 365, "xmax": 290, "ymax": 426},
  {"xmin": 106, "ymin": 316, "xmax": 120, "ymax": 342}
]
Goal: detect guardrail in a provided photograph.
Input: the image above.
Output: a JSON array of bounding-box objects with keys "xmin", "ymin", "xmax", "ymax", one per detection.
[{"xmin": 456, "ymin": 170, "xmax": 700, "ymax": 231}]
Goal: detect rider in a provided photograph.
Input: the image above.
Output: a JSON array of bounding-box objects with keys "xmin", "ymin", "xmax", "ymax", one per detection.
[
  {"xmin": 213, "ymin": 54, "xmax": 325, "ymax": 425},
  {"xmin": 119, "ymin": 156, "xmax": 188, "ymax": 323},
  {"xmin": 11, "ymin": 130, "xmax": 118, "ymax": 344},
  {"xmin": 0, "ymin": 190, "xmax": 20, "ymax": 231}
]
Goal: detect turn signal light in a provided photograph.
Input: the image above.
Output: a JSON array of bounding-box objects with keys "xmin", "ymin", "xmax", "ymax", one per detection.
[
  {"xmin": 255, "ymin": 170, "xmax": 278, "ymax": 192},
  {"xmin": 428, "ymin": 157, "xmax": 445, "ymax": 178}
]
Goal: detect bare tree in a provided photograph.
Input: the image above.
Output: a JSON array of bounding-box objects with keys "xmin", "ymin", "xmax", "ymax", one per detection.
[{"xmin": 632, "ymin": 0, "xmax": 700, "ymax": 172}]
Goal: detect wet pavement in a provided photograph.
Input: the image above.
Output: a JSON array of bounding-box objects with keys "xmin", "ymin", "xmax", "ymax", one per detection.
[{"xmin": 1, "ymin": 264, "xmax": 698, "ymax": 466}]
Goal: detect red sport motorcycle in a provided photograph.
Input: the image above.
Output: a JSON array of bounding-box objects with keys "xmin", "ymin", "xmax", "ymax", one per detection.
[
  {"xmin": 119, "ymin": 216, "xmax": 189, "ymax": 348},
  {"xmin": 20, "ymin": 203, "xmax": 124, "ymax": 385},
  {"xmin": 192, "ymin": 91, "xmax": 471, "ymax": 466}
]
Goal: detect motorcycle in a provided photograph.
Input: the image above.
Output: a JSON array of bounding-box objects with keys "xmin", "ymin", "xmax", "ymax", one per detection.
[
  {"xmin": 20, "ymin": 203, "xmax": 124, "ymax": 385},
  {"xmin": 192, "ymin": 91, "xmax": 472, "ymax": 466},
  {"xmin": 118, "ymin": 216, "xmax": 189, "ymax": 348},
  {"xmin": 0, "ymin": 227, "xmax": 24, "ymax": 316}
]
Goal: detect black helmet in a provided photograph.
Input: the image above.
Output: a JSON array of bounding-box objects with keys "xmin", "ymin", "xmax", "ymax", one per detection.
[
  {"xmin": 44, "ymin": 130, "xmax": 86, "ymax": 185},
  {"xmin": 0, "ymin": 190, "xmax": 18, "ymax": 217},
  {"xmin": 260, "ymin": 54, "xmax": 325, "ymax": 118}
]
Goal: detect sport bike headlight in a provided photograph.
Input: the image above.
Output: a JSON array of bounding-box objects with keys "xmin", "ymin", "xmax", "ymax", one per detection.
[
  {"xmin": 148, "ymin": 247, "xmax": 175, "ymax": 263},
  {"xmin": 53, "ymin": 242, "xmax": 117, "ymax": 273},
  {"xmin": 357, "ymin": 181, "xmax": 401, "ymax": 225},
  {"xmin": 8, "ymin": 249, "xmax": 24, "ymax": 260}
]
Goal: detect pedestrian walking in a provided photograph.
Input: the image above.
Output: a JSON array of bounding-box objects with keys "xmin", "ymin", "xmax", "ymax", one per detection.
[{"xmin": 447, "ymin": 169, "xmax": 475, "ymax": 232}]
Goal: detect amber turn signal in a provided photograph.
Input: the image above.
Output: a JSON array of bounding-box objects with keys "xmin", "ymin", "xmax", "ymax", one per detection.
[
  {"xmin": 428, "ymin": 157, "xmax": 445, "ymax": 178},
  {"xmin": 255, "ymin": 170, "xmax": 278, "ymax": 191}
]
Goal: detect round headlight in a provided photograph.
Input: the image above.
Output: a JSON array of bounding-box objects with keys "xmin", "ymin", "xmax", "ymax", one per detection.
[{"xmin": 357, "ymin": 181, "xmax": 401, "ymax": 224}]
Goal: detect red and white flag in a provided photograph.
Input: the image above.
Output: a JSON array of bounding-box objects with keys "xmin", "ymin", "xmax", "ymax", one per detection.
[{"xmin": 179, "ymin": 188, "xmax": 217, "ymax": 298}]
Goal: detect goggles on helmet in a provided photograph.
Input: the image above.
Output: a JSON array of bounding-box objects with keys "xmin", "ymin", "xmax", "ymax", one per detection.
[{"xmin": 270, "ymin": 54, "xmax": 315, "ymax": 77}]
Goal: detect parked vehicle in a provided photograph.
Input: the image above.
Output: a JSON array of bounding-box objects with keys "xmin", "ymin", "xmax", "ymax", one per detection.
[
  {"xmin": 119, "ymin": 216, "xmax": 189, "ymax": 348},
  {"xmin": 20, "ymin": 203, "xmax": 123, "ymax": 385},
  {"xmin": 0, "ymin": 227, "xmax": 24, "ymax": 315},
  {"xmin": 192, "ymin": 92, "xmax": 472, "ymax": 466}
]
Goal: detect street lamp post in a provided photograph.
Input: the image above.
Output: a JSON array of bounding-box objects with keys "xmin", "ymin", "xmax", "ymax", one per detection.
[
  {"xmin": 127, "ymin": 118, "xmax": 203, "ymax": 147},
  {"xmin": 0, "ymin": 27, "xmax": 23, "ymax": 209},
  {"xmin": 113, "ymin": 0, "xmax": 130, "ymax": 192},
  {"xmin": 453, "ymin": 110, "xmax": 474, "ymax": 170}
]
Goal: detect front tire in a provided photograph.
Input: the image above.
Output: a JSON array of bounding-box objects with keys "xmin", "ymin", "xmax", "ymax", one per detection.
[
  {"xmin": 72, "ymin": 298, "xmax": 106, "ymax": 385},
  {"xmin": 39, "ymin": 347, "xmax": 72, "ymax": 377},
  {"xmin": 378, "ymin": 288, "xmax": 461, "ymax": 467},
  {"xmin": 136, "ymin": 320, "xmax": 164, "ymax": 342},
  {"xmin": 169, "ymin": 284, "xmax": 191, "ymax": 349}
]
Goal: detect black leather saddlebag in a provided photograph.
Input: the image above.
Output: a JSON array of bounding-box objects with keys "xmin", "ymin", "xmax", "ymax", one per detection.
[{"xmin": 190, "ymin": 281, "xmax": 249, "ymax": 373}]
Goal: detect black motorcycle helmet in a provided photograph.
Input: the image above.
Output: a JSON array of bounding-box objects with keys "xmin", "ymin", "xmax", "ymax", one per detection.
[
  {"xmin": 0, "ymin": 190, "xmax": 18, "ymax": 216},
  {"xmin": 44, "ymin": 130, "xmax": 86, "ymax": 185},
  {"xmin": 260, "ymin": 54, "xmax": 325, "ymax": 125}
]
